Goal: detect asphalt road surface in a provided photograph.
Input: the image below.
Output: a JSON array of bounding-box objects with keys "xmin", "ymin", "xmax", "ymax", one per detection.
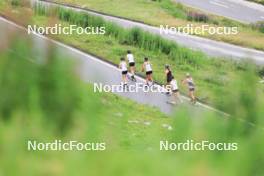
[
  {"xmin": 174, "ymin": 0, "xmax": 264, "ymax": 24},
  {"xmin": 37, "ymin": 0, "xmax": 264, "ymax": 65},
  {"xmin": 1, "ymin": 17, "xmax": 226, "ymax": 115}
]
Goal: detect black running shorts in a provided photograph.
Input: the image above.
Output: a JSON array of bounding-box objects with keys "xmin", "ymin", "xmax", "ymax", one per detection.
[
  {"xmin": 129, "ymin": 62, "xmax": 135, "ymax": 67},
  {"xmin": 146, "ymin": 71, "xmax": 153, "ymax": 75},
  {"xmin": 122, "ymin": 71, "xmax": 128, "ymax": 75},
  {"xmin": 189, "ymin": 88, "xmax": 195, "ymax": 92},
  {"xmin": 172, "ymin": 89, "xmax": 179, "ymax": 93}
]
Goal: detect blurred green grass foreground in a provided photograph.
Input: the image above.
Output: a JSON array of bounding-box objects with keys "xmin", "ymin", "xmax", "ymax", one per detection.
[{"xmin": 0, "ymin": 36, "xmax": 264, "ymax": 176}]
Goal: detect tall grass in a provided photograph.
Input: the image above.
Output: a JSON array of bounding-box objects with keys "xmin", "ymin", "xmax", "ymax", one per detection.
[{"xmin": 33, "ymin": 2, "xmax": 207, "ymax": 68}]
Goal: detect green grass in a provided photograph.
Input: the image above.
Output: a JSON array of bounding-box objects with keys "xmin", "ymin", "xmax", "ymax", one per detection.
[
  {"xmin": 30, "ymin": 4, "xmax": 264, "ymax": 109},
  {"xmin": 1, "ymin": 2, "xmax": 264, "ymax": 111},
  {"xmin": 50, "ymin": 0, "xmax": 264, "ymax": 51},
  {"xmin": 1, "ymin": 38, "xmax": 264, "ymax": 176}
]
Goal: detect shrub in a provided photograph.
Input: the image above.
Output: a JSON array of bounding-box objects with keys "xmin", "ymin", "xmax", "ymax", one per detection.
[
  {"xmin": 258, "ymin": 67, "xmax": 264, "ymax": 77},
  {"xmin": 252, "ymin": 21, "xmax": 264, "ymax": 33},
  {"xmin": 187, "ymin": 11, "xmax": 209, "ymax": 23},
  {"xmin": 9, "ymin": 0, "xmax": 20, "ymax": 6}
]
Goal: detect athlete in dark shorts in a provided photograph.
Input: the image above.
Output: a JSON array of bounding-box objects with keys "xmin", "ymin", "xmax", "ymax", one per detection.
[
  {"xmin": 142, "ymin": 57, "xmax": 153, "ymax": 86},
  {"xmin": 127, "ymin": 50, "xmax": 136, "ymax": 82},
  {"xmin": 165, "ymin": 65, "xmax": 173, "ymax": 84},
  {"xmin": 168, "ymin": 77, "xmax": 182, "ymax": 104},
  {"xmin": 165, "ymin": 64, "xmax": 173, "ymax": 94},
  {"xmin": 119, "ymin": 57, "xmax": 128, "ymax": 86},
  {"xmin": 182, "ymin": 73, "xmax": 196, "ymax": 104}
]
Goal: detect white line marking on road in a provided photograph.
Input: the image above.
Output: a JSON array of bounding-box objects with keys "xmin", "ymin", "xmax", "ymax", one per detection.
[{"xmin": 209, "ymin": 1, "xmax": 229, "ymax": 8}]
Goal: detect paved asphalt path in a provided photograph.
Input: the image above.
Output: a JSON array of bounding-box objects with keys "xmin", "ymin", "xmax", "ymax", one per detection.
[
  {"xmin": 37, "ymin": 0, "xmax": 264, "ymax": 65},
  {"xmin": 1, "ymin": 17, "xmax": 227, "ymax": 115},
  {"xmin": 174, "ymin": 0, "xmax": 264, "ymax": 24}
]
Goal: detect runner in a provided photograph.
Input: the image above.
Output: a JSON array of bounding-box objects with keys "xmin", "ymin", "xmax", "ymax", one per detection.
[
  {"xmin": 142, "ymin": 57, "xmax": 153, "ymax": 86},
  {"xmin": 119, "ymin": 57, "xmax": 128, "ymax": 87},
  {"xmin": 182, "ymin": 73, "xmax": 196, "ymax": 104},
  {"xmin": 168, "ymin": 76, "xmax": 183, "ymax": 105},
  {"xmin": 165, "ymin": 64, "xmax": 173, "ymax": 95},
  {"xmin": 126, "ymin": 50, "xmax": 136, "ymax": 82}
]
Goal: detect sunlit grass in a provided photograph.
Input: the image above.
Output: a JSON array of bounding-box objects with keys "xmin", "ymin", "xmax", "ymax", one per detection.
[{"xmin": 50, "ymin": 0, "xmax": 264, "ymax": 51}]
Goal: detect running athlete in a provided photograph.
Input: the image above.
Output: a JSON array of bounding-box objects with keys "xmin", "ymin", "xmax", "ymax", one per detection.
[
  {"xmin": 126, "ymin": 50, "xmax": 136, "ymax": 82},
  {"xmin": 119, "ymin": 57, "xmax": 128, "ymax": 87},
  {"xmin": 182, "ymin": 73, "xmax": 196, "ymax": 104},
  {"xmin": 168, "ymin": 76, "xmax": 183, "ymax": 105},
  {"xmin": 142, "ymin": 57, "xmax": 153, "ymax": 86},
  {"xmin": 165, "ymin": 64, "xmax": 173, "ymax": 94}
]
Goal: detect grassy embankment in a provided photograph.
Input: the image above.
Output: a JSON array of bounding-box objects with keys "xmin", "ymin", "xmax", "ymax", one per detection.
[
  {"xmin": 248, "ymin": 0, "xmax": 264, "ymax": 5},
  {"xmin": 1, "ymin": 1, "xmax": 264, "ymax": 110},
  {"xmin": 51, "ymin": 0, "xmax": 264, "ymax": 51},
  {"xmin": 1, "ymin": 34, "xmax": 264, "ymax": 176}
]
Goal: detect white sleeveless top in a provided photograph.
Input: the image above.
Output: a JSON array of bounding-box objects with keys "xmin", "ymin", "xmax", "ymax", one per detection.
[
  {"xmin": 145, "ymin": 62, "xmax": 152, "ymax": 72},
  {"xmin": 170, "ymin": 79, "xmax": 178, "ymax": 90},
  {"xmin": 127, "ymin": 54, "xmax": 135, "ymax": 63},
  {"xmin": 120, "ymin": 61, "xmax": 127, "ymax": 71}
]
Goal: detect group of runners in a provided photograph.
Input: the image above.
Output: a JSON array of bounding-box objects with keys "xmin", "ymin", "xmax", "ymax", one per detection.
[{"xmin": 119, "ymin": 50, "xmax": 197, "ymax": 104}]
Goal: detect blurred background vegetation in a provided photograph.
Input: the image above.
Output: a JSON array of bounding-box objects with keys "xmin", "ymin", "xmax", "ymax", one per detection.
[{"xmin": 0, "ymin": 30, "xmax": 264, "ymax": 176}]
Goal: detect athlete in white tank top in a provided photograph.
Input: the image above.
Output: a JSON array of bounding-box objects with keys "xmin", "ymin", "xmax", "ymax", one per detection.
[
  {"xmin": 127, "ymin": 54, "xmax": 134, "ymax": 63},
  {"xmin": 120, "ymin": 61, "xmax": 127, "ymax": 71},
  {"xmin": 145, "ymin": 62, "xmax": 152, "ymax": 72},
  {"xmin": 169, "ymin": 78, "xmax": 183, "ymax": 104},
  {"xmin": 170, "ymin": 79, "xmax": 178, "ymax": 91},
  {"xmin": 126, "ymin": 51, "xmax": 136, "ymax": 82},
  {"xmin": 119, "ymin": 58, "xmax": 128, "ymax": 86},
  {"xmin": 142, "ymin": 58, "xmax": 153, "ymax": 86}
]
